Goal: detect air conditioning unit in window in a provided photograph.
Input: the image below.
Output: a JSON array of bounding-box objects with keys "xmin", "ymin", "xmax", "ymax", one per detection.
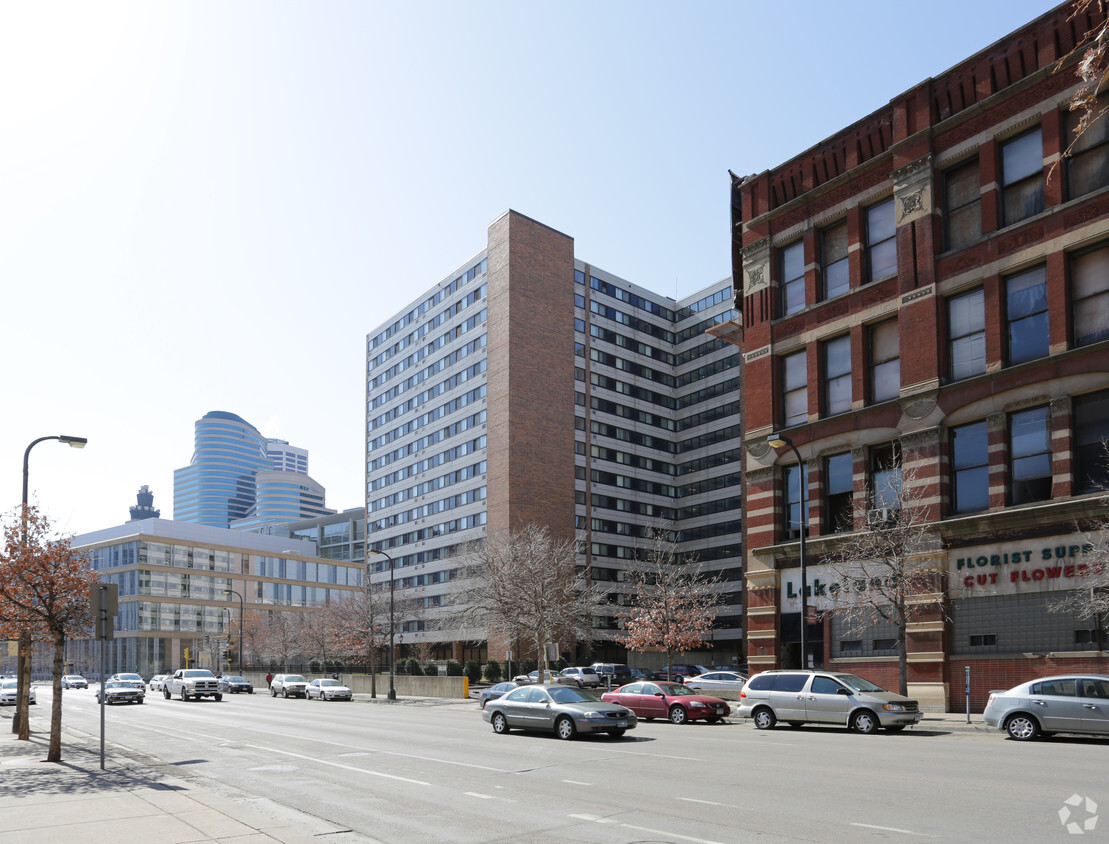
[{"xmin": 867, "ymin": 508, "xmax": 895, "ymax": 528}]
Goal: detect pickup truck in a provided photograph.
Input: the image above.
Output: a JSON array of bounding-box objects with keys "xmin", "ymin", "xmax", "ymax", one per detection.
[{"xmin": 163, "ymin": 668, "xmax": 223, "ymax": 701}]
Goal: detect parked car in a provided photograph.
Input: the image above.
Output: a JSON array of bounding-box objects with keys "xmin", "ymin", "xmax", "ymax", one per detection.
[
  {"xmin": 483, "ymin": 684, "xmax": 637, "ymax": 739},
  {"xmin": 270, "ymin": 674, "xmax": 309, "ymax": 698},
  {"xmin": 590, "ymin": 663, "xmax": 633, "ymax": 686},
  {"xmin": 602, "ymin": 681, "xmax": 730, "ymax": 724},
  {"xmin": 737, "ymin": 670, "xmax": 921, "ymax": 733},
  {"xmin": 559, "ymin": 667, "xmax": 601, "ymax": 688},
  {"xmin": 306, "ymin": 678, "xmax": 352, "ymax": 701},
  {"xmin": 109, "ymin": 672, "xmax": 146, "ymax": 689},
  {"xmin": 62, "ymin": 674, "xmax": 88, "ymax": 689},
  {"xmin": 683, "ymin": 671, "xmax": 748, "ymax": 694},
  {"xmin": 148, "ymin": 674, "xmax": 167, "ymax": 692},
  {"xmin": 645, "ymin": 665, "xmax": 710, "ymax": 683},
  {"xmin": 0, "ymin": 678, "xmax": 37, "ymax": 706},
  {"xmin": 218, "ymin": 676, "xmax": 254, "ymax": 694},
  {"xmin": 479, "ymin": 681, "xmax": 519, "ymax": 709},
  {"xmin": 983, "ymin": 674, "xmax": 1109, "ymax": 741},
  {"xmin": 512, "ymin": 670, "xmax": 575, "ymax": 686},
  {"xmin": 96, "ymin": 680, "xmax": 144, "ymax": 705},
  {"xmin": 164, "ymin": 668, "xmax": 223, "ymax": 701}
]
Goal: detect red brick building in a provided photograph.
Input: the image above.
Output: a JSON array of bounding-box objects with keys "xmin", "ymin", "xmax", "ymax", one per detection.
[{"xmin": 729, "ymin": 2, "xmax": 1109, "ymax": 711}]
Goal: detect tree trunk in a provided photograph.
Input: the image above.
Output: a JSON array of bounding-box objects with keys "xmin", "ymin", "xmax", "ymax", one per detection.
[
  {"xmin": 49, "ymin": 632, "xmax": 65, "ymax": 762},
  {"xmin": 897, "ymin": 618, "xmax": 908, "ymax": 697},
  {"xmin": 17, "ymin": 631, "xmax": 31, "ymax": 740}
]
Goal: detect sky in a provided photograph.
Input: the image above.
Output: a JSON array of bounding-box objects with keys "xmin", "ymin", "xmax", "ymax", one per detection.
[{"xmin": 1, "ymin": 0, "xmax": 1065, "ymax": 537}]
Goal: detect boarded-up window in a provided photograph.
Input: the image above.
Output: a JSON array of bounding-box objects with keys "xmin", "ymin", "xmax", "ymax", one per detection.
[{"xmin": 944, "ymin": 159, "xmax": 981, "ymax": 250}]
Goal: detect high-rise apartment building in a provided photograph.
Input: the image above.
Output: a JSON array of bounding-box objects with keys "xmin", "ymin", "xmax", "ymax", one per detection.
[
  {"xmin": 366, "ymin": 210, "xmax": 743, "ymax": 664},
  {"xmin": 729, "ymin": 2, "xmax": 1109, "ymax": 710}
]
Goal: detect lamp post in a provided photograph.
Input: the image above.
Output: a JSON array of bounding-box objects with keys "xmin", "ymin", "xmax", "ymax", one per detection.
[
  {"xmin": 224, "ymin": 589, "xmax": 243, "ymax": 674},
  {"xmin": 767, "ymin": 433, "xmax": 809, "ymax": 670},
  {"xmin": 14, "ymin": 434, "xmax": 87, "ymax": 736},
  {"xmin": 367, "ymin": 549, "xmax": 396, "ymax": 700}
]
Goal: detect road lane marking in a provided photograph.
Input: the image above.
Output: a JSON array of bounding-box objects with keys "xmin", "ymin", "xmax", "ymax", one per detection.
[
  {"xmin": 562, "ymin": 780, "xmax": 592, "ymax": 785},
  {"xmin": 677, "ymin": 798, "xmax": 724, "ymax": 806},
  {"xmin": 850, "ymin": 822, "xmax": 938, "ymax": 837},
  {"xmin": 464, "ymin": 792, "xmax": 497, "ymax": 799},
  {"xmin": 570, "ymin": 814, "xmax": 726, "ymax": 844},
  {"xmin": 242, "ymin": 744, "xmax": 430, "ymax": 786}
]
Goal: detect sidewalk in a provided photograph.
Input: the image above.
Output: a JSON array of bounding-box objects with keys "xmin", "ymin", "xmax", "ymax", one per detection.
[{"xmin": 0, "ymin": 711, "xmax": 376, "ymax": 843}]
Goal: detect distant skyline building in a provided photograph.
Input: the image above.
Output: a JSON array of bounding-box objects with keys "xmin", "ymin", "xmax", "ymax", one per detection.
[
  {"xmin": 174, "ymin": 410, "xmax": 330, "ymax": 529},
  {"xmin": 128, "ymin": 485, "xmax": 160, "ymax": 521}
]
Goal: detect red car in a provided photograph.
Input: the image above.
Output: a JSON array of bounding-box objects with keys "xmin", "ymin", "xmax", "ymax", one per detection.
[{"xmin": 602, "ymin": 681, "xmax": 730, "ymax": 724}]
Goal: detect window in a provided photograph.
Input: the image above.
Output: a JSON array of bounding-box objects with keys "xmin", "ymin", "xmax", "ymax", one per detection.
[
  {"xmin": 948, "ymin": 288, "xmax": 986, "ymax": 380},
  {"xmin": 839, "ymin": 640, "xmax": 862, "ymax": 653},
  {"xmin": 1002, "ymin": 128, "xmax": 1044, "ymax": 225},
  {"xmin": 969, "ymin": 634, "xmax": 997, "ymax": 647},
  {"xmin": 866, "ymin": 198, "xmax": 897, "ymax": 282},
  {"xmin": 869, "ymin": 320, "xmax": 899, "ymax": 402},
  {"xmin": 870, "ymin": 443, "xmax": 902, "ymax": 510},
  {"xmin": 823, "ymin": 335, "xmax": 851, "ymax": 416},
  {"xmin": 811, "ymin": 676, "xmax": 844, "ymax": 694},
  {"xmin": 1031, "ymin": 678, "xmax": 1075, "ymax": 696},
  {"xmin": 1072, "ymin": 247, "xmax": 1109, "ymax": 346},
  {"xmin": 1075, "ymin": 390, "xmax": 1109, "ymax": 493},
  {"xmin": 825, "ymin": 453, "xmax": 853, "ymax": 533},
  {"xmin": 781, "ymin": 241, "xmax": 805, "ymax": 316},
  {"xmin": 944, "ymin": 158, "xmax": 981, "ymax": 250},
  {"xmin": 1006, "ymin": 266, "xmax": 1048, "ymax": 364},
  {"xmin": 821, "ymin": 221, "xmax": 849, "ymax": 299},
  {"xmin": 1009, "ymin": 406, "xmax": 1051, "ymax": 505},
  {"xmin": 872, "ymin": 638, "xmax": 896, "ymax": 651},
  {"xmin": 782, "ymin": 350, "xmax": 807, "ymax": 427},
  {"xmin": 783, "ymin": 462, "xmax": 809, "ymax": 541},
  {"xmin": 1066, "ymin": 96, "xmax": 1109, "ymax": 199},
  {"xmin": 952, "ymin": 420, "xmax": 989, "ymax": 514}
]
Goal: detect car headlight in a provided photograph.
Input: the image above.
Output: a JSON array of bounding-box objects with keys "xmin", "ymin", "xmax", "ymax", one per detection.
[
  {"xmin": 581, "ymin": 711, "xmax": 607, "ymax": 720},
  {"xmin": 883, "ymin": 703, "xmax": 906, "ymax": 712},
  {"xmin": 689, "ymin": 701, "xmax": 706, "ymax": 708}
]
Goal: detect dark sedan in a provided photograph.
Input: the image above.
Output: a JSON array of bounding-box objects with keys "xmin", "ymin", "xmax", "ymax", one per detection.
[
  {"xmin": 218, "ymin": 676, "xmax": 254, "ymax": 694},
  {"xmin": 479, "ymin": 681, "xmax": 519, "ymax": 709},
  {"xmin": 96, "ymin": 680, "xmax": 145, "ymax": 705},
  {"xmin": 602, "ymin": 681, "xmax": 730, "ymax": 724}
]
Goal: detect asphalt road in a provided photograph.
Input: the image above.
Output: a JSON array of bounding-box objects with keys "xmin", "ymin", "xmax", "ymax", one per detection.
[{"xmin": 30, "ymin": 685, "xmax": 1109, "ymax": 843}]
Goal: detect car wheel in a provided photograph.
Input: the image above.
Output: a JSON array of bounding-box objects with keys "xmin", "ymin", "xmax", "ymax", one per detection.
[
  {"xmin": 752, "ymin": 707, "xmax": 777, "ymax": 730},
  {"xmin": 491, "ymin": 712, "xmax": 510, "ymax": 734},
  {"xmin": 271, "ymin": 687, "xmax": 277, "ymax": 697},
  {"xmin": 851, "ymin": 710, "xmax": 878, "ymax": 734},
  {"xmin": 668, "ymin": 705, "xmax": 688, "ymax": 725},
  {"xmin": 283, "ymin": 689, "xmax": 289, "ymax": 698},
  {"xmin": 608, "ymin": 729, "xmax": 626, "ymax": 738},
  {"xmin": 555, "ymin": 716, "xmax": 576, "ymax": 740},
  {"xmin": 163, "ymin": 688, "xmax": 170, "ymax": 700},
  {"xmin": 214, "ymin": 693, "xmax": 222, "ymax": 702},
  {"xmin": 1005, "ymin": 713, "xmax": 1040, "ymax": 741},
  {"xmin": 138, "ymin": 699, "xmax": 144, "ymax": 704}
]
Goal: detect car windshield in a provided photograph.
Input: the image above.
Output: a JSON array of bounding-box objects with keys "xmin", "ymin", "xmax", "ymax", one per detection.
[
  {"xmin": 285, "ymin": 675, "xmax": 307, "ymax": 683},
  {"xmin": 226, "ymin": 677, "xmax": 246, "ymax": 683},
  {"xmin": 105, "ymin": 681, "xmax": 125, "ymax": 689},
  {"xmin": 117, "ymin": 674, "xmax": 142, "ymax": 680},
  {"xmin": 319, "ymin": 679, "xmax": 341, "ymax": 687},
  {"xmin": 836, "ymin": 674, "xmax": 887, "ymax": 693},
  {"xmin": 656, "ymin": 682, "xmax": 696, "ymax": 696},
  {"xmin": 548, "ymin": 687, "xmax": 601, "ymax": 704},
  {"xmin": 183, "ymin": 670, "xmax": 214, "ymax": 678},
  {"xmin": 1, "ymin": 680, "xmax": 15, "ymax": 690}
]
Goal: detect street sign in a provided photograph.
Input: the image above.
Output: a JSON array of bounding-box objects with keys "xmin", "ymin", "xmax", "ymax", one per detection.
[{"xmin": 90, "ymin": 583, "xmax": 118, "ymax": 640}]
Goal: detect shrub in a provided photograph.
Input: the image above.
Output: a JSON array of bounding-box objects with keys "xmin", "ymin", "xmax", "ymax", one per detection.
[
  {"xmin": 483, "ymin": 661, "xmax": 502, "ymax": 683},
  {"xmin": 446, "ymin": 659, "xmax": 463, "ymax": 676},
  {"xmin": 519, "ymin": 658, "xmax": 537, "ymax": 676},
  {"xmin": 463, "ymin": 660, "xmax": 482, "ymax": 684},
  {"xmin": 424, "ymin": 662, "xmax": 439, "ymax": 677},
  {"xmin": 404, "ymin": 658, "xmax": 424, "ymax": 676}
]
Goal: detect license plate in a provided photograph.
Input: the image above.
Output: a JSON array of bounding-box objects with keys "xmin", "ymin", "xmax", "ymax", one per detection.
[
  {"xmin": 617, "ymin": 720, "xmax": 627, "ymax": 727},
  {"xmin": 715, "ymin": 706, "xmax": 723, "ymax": 713}
]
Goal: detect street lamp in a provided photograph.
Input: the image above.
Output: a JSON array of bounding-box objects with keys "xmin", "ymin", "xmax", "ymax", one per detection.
[
  {"xmin": 767, "ymin": 433, "xmax": 809, "ymax": 670},
  {"xmin": 224, "ymin": 588, "xmax": 243, "ymax": 674},
  {"xmin": 14, "ymin": 434, "xmax": 87, "ymax": 736},
  {"xmin": 367, "ymin": 549, "xmax": 396, "ymax": 700}
]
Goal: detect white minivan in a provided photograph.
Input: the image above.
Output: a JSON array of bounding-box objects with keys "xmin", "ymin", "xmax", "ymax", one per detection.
[{"xmin": 737, "ymin": 670, "xmax": 921, "ymax": 734}]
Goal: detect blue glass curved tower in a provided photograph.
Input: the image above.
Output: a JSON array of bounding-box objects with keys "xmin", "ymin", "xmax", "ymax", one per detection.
[{"xmin": 173, "ymin": 411, "xmax": 271, "ymax": 527}]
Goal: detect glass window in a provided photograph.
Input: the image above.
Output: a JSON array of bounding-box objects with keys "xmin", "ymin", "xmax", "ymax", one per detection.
[
  {"xmin": 949, "ymin": 289, "xmax": 986, "ymax": 380},
  {"xmin": 822, "ymin": 221, "xmax": 849, "ymax": 299},
  {"xmin": 782, "ymin": 351, "xmax": 807, "ymax": 427},
  {"xmin": 1075, "ymin": 390, "xmax": 1109, "ymax": 493},
  {"xmin": 781, "ymin": 241, "xmax": 805, "ymax": 316},
  {"xmin": 1009, "ymin": 406, "xmax": 1052, "ymax": 505},
  {"xmin": 869, "ymin": 320, "xmax": 899, "ymax": 402},
  {"xmin": 783, "ymin": 463, "xmax": 809, "ymax": 541},
  {"xmin": 944, "ymin": 158, "xmax": 981, "ymax": 250},
  {"xmin": 1032, "ymin": 679, "xmax": 1076, "ymax": 697},
  {"xmin": 1006, "ymin": 266, "xmax": 1048, "ymax": 364},
  {"xmin": 1071, "ymin": 247, "xmax": 1109, "ymax": 346},
  {"xmin": 952, "ymin": 420, "xmax": 989, "ymax": 514},
  {"xmin": 871, "ymin": 442, "xmax": 902, "ymax": 510},
  {"xmin": 866, "ymin": 198, "xmax": 897, "ymax": 282},
  {"xmin": 1066, "ymin": 95, "xmax": 1109, "ymax": 199},
  {"xmin": 825, "ymin": 453, "xmax": 853, "ymax": 533},
  {"xmin": 811, "ymin": 676, "xmax": 843, "ymax": 694},
  {"xmin": 1002, "ymin": 128, "xmax": 1044, "ymax": 225},
  {"xmin": 823, "ymin": 336, "xmax": 851, "ymax": 416}
]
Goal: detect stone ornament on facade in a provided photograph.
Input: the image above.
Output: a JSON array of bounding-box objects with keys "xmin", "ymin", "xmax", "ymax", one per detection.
[
  {"xmin": 893, "ymin": 154, "xmax": 933, "ymax": 227},
  {"xmin": 902, "ymin": 393, "xmax": 938, "ymax": 420}
]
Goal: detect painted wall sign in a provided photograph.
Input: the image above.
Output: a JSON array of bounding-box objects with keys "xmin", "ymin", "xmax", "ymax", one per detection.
[{"xmin": 948, "ymin": 533, "xmax": 1106, "ymax": 598}]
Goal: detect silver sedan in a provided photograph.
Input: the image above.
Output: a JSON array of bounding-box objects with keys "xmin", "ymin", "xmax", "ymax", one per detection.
[
  {"xmin": 983, "ymin": 674, "xmax": 1109, "ymax": 740},
  {"xmin": 482, "ymin": 684, "xmax": 636, "ymax": 739},
  {"xmin": 683, "ymin": 671, "xmax": 748, "ymax": 693}
]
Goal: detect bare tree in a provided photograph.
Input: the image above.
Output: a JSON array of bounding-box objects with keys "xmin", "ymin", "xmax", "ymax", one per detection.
[
  {"xmin": 260, "ymin": 610, "xmax": 303, "ymax": 673},
  {"xmin": 616, "ymin": 529, "xmax": 720, "ymax": 680},
  {"xmin": 1050, "ymin": 1, "xmax": 1109, "ymax": 180},
  {"xmin": 300, "ymin": 603, "xmax": 344, "ymax": 673},
  {"xmin": 456, "ymin": 524, "xmax": 604, "ymax": 683},
  {"xmin": 817, "ymin": 459, "xmax": 942, "ymax": 696},
  {"xmin": 1047, "ymin": 521, "xmax": 1109, "ymax": 649},
  {"xmin": 329, "ymin": 580, "xmax": 389, "ymax": 696}
]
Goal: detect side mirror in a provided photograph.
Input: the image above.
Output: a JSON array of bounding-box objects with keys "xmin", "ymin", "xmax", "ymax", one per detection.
[{"xmin": 837, "ymin": 688, "xmax": 850, "ymax": 696}]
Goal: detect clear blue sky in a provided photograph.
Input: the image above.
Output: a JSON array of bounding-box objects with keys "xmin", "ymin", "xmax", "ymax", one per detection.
[{"xmin": 0, "ymin": 0, "xmax": 1064, "ymax": 536}]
